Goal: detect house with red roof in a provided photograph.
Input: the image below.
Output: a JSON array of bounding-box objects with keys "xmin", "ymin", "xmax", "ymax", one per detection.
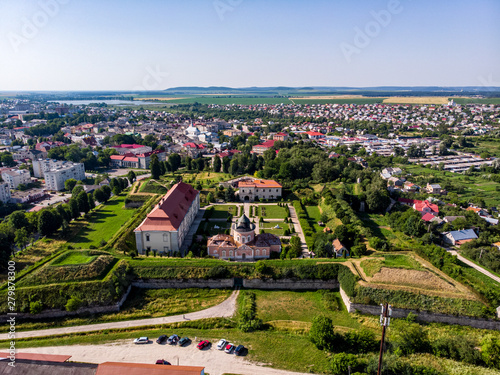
[
  {"xmin": 110, "ymin": 149, "xmax": 165, "ymax": 169},
  {"xmin": 273, "ymin": 132, "xmax": 288, "ymax": 141},
  {"xmin": 398, "ymin": 198, "xmax": 439, "ymax": 216},
  {"xmin": 252, "ymin": 140, "xmax": 275, "ymax": 155},
  {"xmin": 134, "ymin": 182, "xmax": 199, "ymax": 255},
  {"xmin": 305, "ymin": 131, "xmax": 325, "ymax": 140}
]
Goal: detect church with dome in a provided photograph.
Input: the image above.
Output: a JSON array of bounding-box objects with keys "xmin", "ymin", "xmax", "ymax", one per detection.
[{"xmin": 207, "ymin": 214, "xmax": 281, "ymax": 260}]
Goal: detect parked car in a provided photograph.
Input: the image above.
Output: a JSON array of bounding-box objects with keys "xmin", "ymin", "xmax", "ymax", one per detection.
[
  {"xmin": 156, "ymin": 335, "xmax": 167, "ymax": 344},
  {"xmin": 155, "ymin": 359, "xmax": 171, "ymax": 365},
  {"xmin": 197, "ymin": 340, "xmax": 210, "ymax": 350},
  {"xmin": 225, "ymin": 343, "xmax": 235, "ymax": 354},
  {"xmin": 167, "ymin": 334, "xmax": 179, "ymax": 344},
  {"xmin": 133, "ymin": 337, "xmax": 149, "ymax": 344},
  {"xmin": 178, "ymin": 337, "xmax": 190, "ymax": 346},
  {"xmin": 235, "ymin": 345, "xmax": 245, "ymax": 356},
  {"xmin": 216, "ymin": 339, "xmax": 227, "ymax": 350}
]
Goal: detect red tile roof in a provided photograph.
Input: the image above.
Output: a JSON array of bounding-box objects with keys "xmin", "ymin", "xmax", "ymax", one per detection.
[
  {"xmin": 238, "ymin": 179, "xmax": 282, "ymax": 188},
  {"xmin": 135, "ymin": 182, "xmax": 199, "ymax": 232},
  {"xmin": 421, "ymin": 213, "xmax": 436, "ymax": 222},
  {"xmin": 253, "ymin": 140, "xmax": 275, "ymax": 148},
  {"xmin": 414, "ymin": 200, "xmax": 439, "ymax": 214}
]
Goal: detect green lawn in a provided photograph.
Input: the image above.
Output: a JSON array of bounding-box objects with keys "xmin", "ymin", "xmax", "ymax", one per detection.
[
  {"xmin": 258, "ymin": 205, "xmax": 288, "ymax": 219},
  {"xmin": 139, "ymin": 180, "xmax": 168, "ymax": 194},
  {"xmin": 305, "ymin": 205, "xmax": 323, "ymax": 232},
  {"xmin": 199, "ymin": 221, "xmax": 231, "ymax": 235},
  {"xmin": 204, "ymin": 205, "xmax": 237, "ymax": 219},
  {"xmin": 51, "ymin": 251, "xmax": 95, "ymax": 266},
  {"xmin": 69, "ymin": 195, "xmax": 138, "ymax": 248},
  {"xmin": 260, "ymin": 221, "xmax": 292, "ymax": 236}
]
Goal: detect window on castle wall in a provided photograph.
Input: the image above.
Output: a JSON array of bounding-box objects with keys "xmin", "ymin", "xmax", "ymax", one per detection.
[
  {"xmin": 229, "ymin": 251, "xmax": 233, "ymax": 257},
  {"xmin": 256, "ymin": 250, "xmax": 260, "ymax": 256},
  {"xmin": 248, "ymin": 236, "xmax": 251, "ymax": 242},
  {"xmin": 222, "ymin": 251, "xmax": 226, "ymax": 257},
  {"xmin": 263, "ymin": 250, "xmax": 267, "ymax": 256},
  {"xmin": 145, "ymin": 234, "xmax": 150, "ymax": 241}
]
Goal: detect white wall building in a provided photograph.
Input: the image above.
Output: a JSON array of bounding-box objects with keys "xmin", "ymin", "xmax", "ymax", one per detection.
[
  {"xmin": 0, "ymin": 182, "xmax": 11, "ymax": 203},
  {"xmin": 1, "ymin": 169, "xmax": 31, "ymax": 189},
  {"xmin": 134, "ymin": 182, "xmax": 199, "ymax": 255},
  {"xmin": 44, "ymin": 162, "xmax": 85, "ymax": 191}
]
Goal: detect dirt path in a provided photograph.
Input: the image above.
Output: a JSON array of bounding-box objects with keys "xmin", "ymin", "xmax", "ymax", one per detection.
[
  {"xmin": 449, "ymin": 250, "xmax": 500, "ymax": 284},
  {"xmin": 19, "ymin": 341, "xmax": 315, "ymax": 375},
  {"xmin": 0, "ymin": 291, "xmax": 239, "ymax": 341}
]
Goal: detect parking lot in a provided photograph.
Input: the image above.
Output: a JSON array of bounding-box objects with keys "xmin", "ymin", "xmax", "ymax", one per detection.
[{"xmin": 20, "ymin": 340, "xmax": 312, "ymax": 375}]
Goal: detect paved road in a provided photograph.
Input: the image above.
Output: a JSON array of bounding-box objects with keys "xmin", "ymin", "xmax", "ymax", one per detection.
[
  {"xmin": 287, "ymin": 203, "xmax": 310, "ymax": 257},
  {"xmin": 448, "ymin": 249, "xmax": 500, "ymax": 284},
  {"xmin": 0, "ymin": 291, "xmax": 239, "ymax": 340}
]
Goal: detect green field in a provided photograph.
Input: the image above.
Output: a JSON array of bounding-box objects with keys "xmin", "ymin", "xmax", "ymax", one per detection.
[
  {"xmin": 69, "ymin": 195, "xmax": 138, "ymax": 248},
  {"xmin": 403, "ymin": 164, "xmax": 500, "ymax": 207},
  {"xmin": 204, "ymin": 204, "xmax": 237, "ymax": 219},
  {"xmin": 292, "ymin": 98, "xmax": 386, "ymax": 105},
  {"xmin": 259, "ymin": 221, "xmax": 292, "ymax": 236},
  {"xmin": 258, "ymin": 204, "xmax": 288, "ymax": 219},
  {"xmin": 452, "ymin": 97, "xmax": 500, "ymax": 105},
  {"xmin": 51, "ymin": 251, "xmax": 95, "ymax": 265}
]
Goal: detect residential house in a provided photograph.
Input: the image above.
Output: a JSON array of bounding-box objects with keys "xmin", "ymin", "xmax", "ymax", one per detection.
[
  {"xmin": 252, "ymin": 140, "xmax": 276, "ymax": 155},
  {"xmin": 332, "ymin": 239, "xmax": 349, "ymax": 258},
  {"xmin": 427, "ymin": 183, "xmax": 442, "ymax": 194},
  {"xmin": 443, "ymin": 216, "xmax": 465, "ymax": 223},
  {"xmin": 0, "ymin": 182, "xmax": 11, "ymax": 203},
  {"xmin": 403, "ymin": 181, "xmax": 419, "ymax": 192},
  {"xmin": 44, "ymin": 162, "xmax": 85, "ymax": 191},
  {"xmin": 273, "ymin": 132, "xmax": 288, "ymax": 141},
  {"xmin": 443, "ymin": 229, "xmax": 478, "ymax": 246},
  {"xmin": 1, "ymin": 169, "xmax": 31, "ymax": 189}
]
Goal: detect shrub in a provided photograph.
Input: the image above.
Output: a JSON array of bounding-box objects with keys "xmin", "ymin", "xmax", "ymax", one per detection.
[
  {"xmin": 338, "ymin": 265, "xmax": 358, "ymax": 297},
  {"xmin": 29, "ymin": 300, "xmax": 43, "ymax": 314},
  {"xmin": 309, "ymin": 315, "xmax": 337, "ymax": 351},
  {"xmin": 65, "ymin": 296, "xmax": 83, "ymax": 311},
  {"xmin": 237, "ymin": 291, "xmax": 264, "ymax": 332},
  {"xmin": 330, "ymin": 353, "xmax": 359, "ymax": 375}
]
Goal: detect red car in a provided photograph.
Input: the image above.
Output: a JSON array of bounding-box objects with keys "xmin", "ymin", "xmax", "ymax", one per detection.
[{"xmin": 197, "ymin": 340, "xmax": 210, "ymax": 350}]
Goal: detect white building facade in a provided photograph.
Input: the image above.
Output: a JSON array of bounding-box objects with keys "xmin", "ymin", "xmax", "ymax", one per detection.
[
  {"xmin": 44, "ymin": 162, "xmax": 86, "ymax": 191},
  {"xmin": 0, "ymin": 182, "xmax": 11, "ymax": 203},
  {"xmin": 1, "ymin": 169, "xmax": 31, "ymax": 189},
  {"xmin": 134, "ymin": 182, "xmax": 199, "ymax": 255}
]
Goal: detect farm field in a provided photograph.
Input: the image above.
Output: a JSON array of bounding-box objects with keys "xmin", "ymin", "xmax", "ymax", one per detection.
[
  {"xmin": 402, "ymin": 164, "xmax": 500, "ymax": 207},
  {"xmin": 68, "ymin": 195, "xmax": 138, "ymax": 248},
  {"xmin": 383, "ymin": 96, "xmax": 450, "ymax": 104}
]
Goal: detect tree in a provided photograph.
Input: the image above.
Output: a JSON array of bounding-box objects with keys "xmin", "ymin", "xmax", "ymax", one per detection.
[
  {"xmin": 101, "ymin": 185, "xmax": 112, "ymax": 202},
  {"xmin": 150, "ymin": 154, "xmax": 161, "ymax": 180},
  {"xmin": 38, "ymin": 209, "xmax": 58, "ymax": 236},
  {"xmin": 309, "ymin": 315, "xmax": 336, "ymax": 350},
  {"xmin": 72, "ymin": 185, "xmax": 84, "ymax": 198},
  {"xmin": 65, "ymin": 296, "xmax": 82, "ymax": 312},
  {"xmin": 69, "ymin": 198, "xmax": 80, "ymax": 219},
  {"xmin": 127, "ymin": 170, "xmax": 136, "ymax": 185},
  {"xmin": 222, "ymin": 156, "xmax": 230, "ymax": 173},
  {"xmin": 207, "ymin": 192, "xmax": 215, "ymax": 203},
  {"xmin": 289, "ymin": 236, "xmax": 302, "ymax": 258},
  {"xmin": 9, "ymin": 211, "xmax": 29, "ymax": 231},
  {"xmin": 168, "ymin": 153, "xmax": 181, "ymax": 172},
  {"xmin": 366, "ymin": 188, "xmax": 390, "ymax": 213},
  {"xmin": 229, "ymin": 158, "xmax": 239, "ymax": 175},
  {"xmin": 14, "ymin": 228, "xmax": 28, "ymax": 250},
  {"xmin": 64, "ymin": 178, "xmax": 77, "ymax": 192},
  {"xmin": 1, "ymin": 153, "xmax": 15, "ymax": 167},
  {"xmin": 213, "ymin": 155, "xmax": 221, "ymax": 173},
  {"xmin": 225, "ymin": 186, "xmax": 235, "ymax": 202},
  {"xmin": 77, "ymin": 191, "xmax": 90, "ymax": 214},
  {"xmin": 93, "ymin": 188, "xmax": 106, "ymax": 203},
  {"xmin": 87, "ymin": 193, "xmax": 95, "ymax": 211}
]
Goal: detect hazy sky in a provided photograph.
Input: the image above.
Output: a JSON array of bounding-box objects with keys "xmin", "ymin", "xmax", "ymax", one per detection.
[{"xmin": 0, "ymin": 0, "xmax": 499, "ymax": 90}]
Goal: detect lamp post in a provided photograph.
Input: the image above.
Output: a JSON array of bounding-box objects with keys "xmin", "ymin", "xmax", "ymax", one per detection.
[{"xmin": 377, "ymin": 303, "xmax": 392, "ymax": 375}]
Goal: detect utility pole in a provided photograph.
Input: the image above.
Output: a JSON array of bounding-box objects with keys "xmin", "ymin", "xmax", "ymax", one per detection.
[{"xmin": 377, "ymin": 303, "xmax": 392, "ymax": 375}]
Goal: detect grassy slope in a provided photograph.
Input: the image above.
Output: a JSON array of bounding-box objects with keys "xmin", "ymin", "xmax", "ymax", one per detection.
[{"xmin": 69, "ymin": 195, "xmax": 137, "ymax": 247}]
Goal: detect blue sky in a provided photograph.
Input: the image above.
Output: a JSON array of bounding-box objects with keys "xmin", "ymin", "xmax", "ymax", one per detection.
[{"xmin": 0, "ymin": 0, "xmax": 499, "ymax": 90}]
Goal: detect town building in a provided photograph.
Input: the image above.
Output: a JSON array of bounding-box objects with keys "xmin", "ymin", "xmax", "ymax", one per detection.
[
  {"xmin": 426, "ymin": 183, "xmax": 442, "ymax": 194},
  {"xmin": 237, "ymin": 178, "xmax": 282, "ymax": 202},
  {"xmin": 134, "ymin": 182, "xmax": 199, "ymax": 255},
  {"xmin": 251, "ymin": 140, "xmax": 275, "ymax": 155},
  {"xmin": 207, "ymin": 214, "xmax": 281, "ymax": 260},
  {"xmin": 332, "ymin": 239, "xmax": 349, "ymax": 258},
  {"xmin": 0, "ymin": 182, "xmax": 11, "ymax": 203},
  {"xmin": 44, "ymin": 162, "xmax": 86, "ymax": 191},
  {"xmin": 443, "ymin": 229, "xmax": 478, "ymax": 246},
  {"xmin": 1, "ymin": 169, "xmax": 30, "ymax": 189},
  {"xmin": 110, "ymin": 149, "xmax": 166, "ymax": 169}
]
